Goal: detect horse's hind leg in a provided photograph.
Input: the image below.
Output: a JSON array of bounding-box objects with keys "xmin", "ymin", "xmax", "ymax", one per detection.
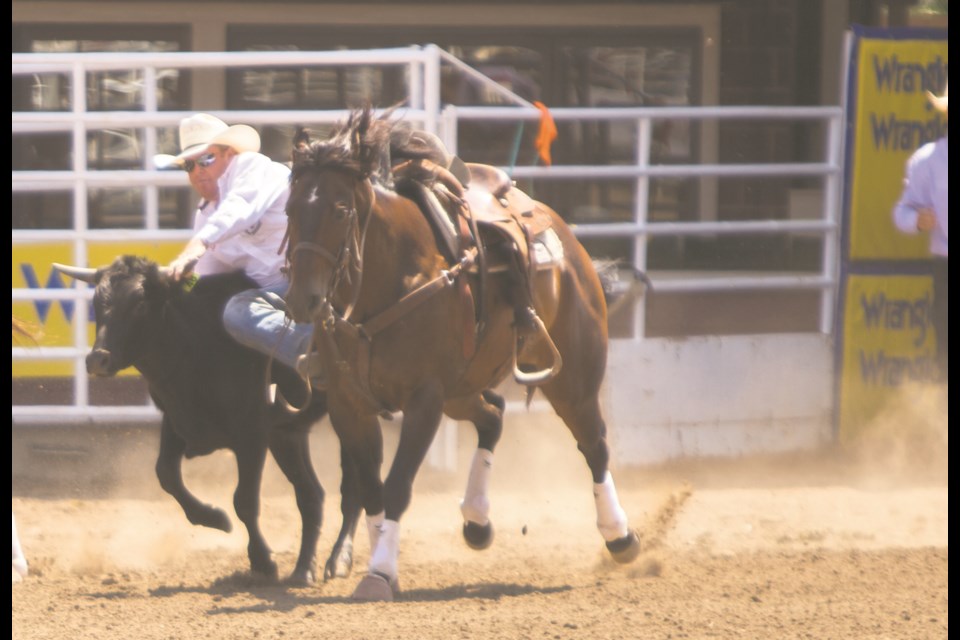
[
  {"xmin": 268, "ymin": 426, "xmax": 324, "ymax": 586},
  {"xmin": 444, "ymin": 389, "xmax": 505, "ymax": 550},
  {"xmin": 540, "ymin": 384, "xmax": 640, "ymax": 564}
]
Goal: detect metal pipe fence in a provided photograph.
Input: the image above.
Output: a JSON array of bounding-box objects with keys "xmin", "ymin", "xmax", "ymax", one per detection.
[{"xmin": 12, "ymin": 45, "xmax": 844, "ymax": 422}]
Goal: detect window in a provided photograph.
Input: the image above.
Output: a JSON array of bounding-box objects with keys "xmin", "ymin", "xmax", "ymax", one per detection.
[
  {"xmin": 227, "ymin": 27, "xmax": 701, "ymax": 265},
  {"xmin": 12, "ymin": 26, "xmax": 192, "ymax": 230}
]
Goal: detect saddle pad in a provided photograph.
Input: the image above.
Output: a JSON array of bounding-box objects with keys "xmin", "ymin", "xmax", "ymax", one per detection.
[{"xmin": 531, "ymin": 228, "xmax": 564, "ymax": 270}]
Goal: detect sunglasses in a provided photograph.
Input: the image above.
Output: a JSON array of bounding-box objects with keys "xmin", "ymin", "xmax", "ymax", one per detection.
[{"xmin": 182, "ymin": 152, "xmax": 217, "ymax": 173}]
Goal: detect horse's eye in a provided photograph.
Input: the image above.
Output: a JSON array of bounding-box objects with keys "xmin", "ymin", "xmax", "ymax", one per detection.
[{"xmin": 334, "ymin": 203, "xmax": 352, "ymax": 220}]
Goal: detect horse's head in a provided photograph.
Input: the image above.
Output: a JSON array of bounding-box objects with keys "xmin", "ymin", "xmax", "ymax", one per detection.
[
  {"xmin": 284, "ymin": 108, "xmax": 390, "ymax": 323},
  {"xmin": 54, "ymin": 256, "xmax": 172, "ymax": 375}
]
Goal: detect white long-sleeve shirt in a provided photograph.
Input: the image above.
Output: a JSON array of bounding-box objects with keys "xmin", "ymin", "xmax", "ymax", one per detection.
[
  {"xmin": 192, "ymin": 151, "xmax": 291, "ymax": 288},
  {"xmin": 892, "ymin": 137, "xmax": 948, "ymax": 258}
]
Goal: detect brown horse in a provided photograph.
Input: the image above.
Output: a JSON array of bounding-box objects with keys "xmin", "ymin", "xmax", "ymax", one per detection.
[{"xmin": 284, "ymin": 108, "xmax": 640, "ymax": 601}]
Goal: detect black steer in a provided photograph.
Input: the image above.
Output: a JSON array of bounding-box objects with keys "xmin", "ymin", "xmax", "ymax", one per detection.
[{"xmin": 54, "ymin": 256, "xmax": 361, "ymax": 585}]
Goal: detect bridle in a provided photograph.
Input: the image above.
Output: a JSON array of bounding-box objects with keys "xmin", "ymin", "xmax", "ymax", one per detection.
[{"xmin": 287, "ymin": 172, "xmax": 374, "ymax": 323}]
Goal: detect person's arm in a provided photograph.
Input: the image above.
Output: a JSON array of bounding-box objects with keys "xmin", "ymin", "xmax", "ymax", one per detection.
[
  {"xmin": 167, "ymin": 235, "xmax": 207, "ymax": 280},
  {"xmin": 194, "ymin": 153, "xmax": 285, "ymax": 247},
  {"xmin": 892, "ymin": 146, "xmax": 934, "ymax": 234}
]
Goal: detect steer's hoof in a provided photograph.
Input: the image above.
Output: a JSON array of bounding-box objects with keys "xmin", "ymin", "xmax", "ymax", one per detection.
[
  {"xmin": 351, "ymin": 572, "xmax": 398, "ymax": 602},
  {"xmin": 606, "ymin": 529, "xmax": 641, "ymax": 564},
  {"xmin": 463, "ymin": 521, "xmax": 494, "ymax": 550},
  {"xmin": 286, "ymin": 566, "xmax": 316, "ymax": 587},
  {"xmin": 194, "ymin": 507, "xmax": 232, "ymax": 533},
  {"xmin": 251, "ymin": 560, "xmax": 279, "ymax": 582}
]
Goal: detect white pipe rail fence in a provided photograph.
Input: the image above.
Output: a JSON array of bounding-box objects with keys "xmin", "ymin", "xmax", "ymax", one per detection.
[{"xmin": 12, "ymin": 45, "xmax": 844, "ymax": 424}]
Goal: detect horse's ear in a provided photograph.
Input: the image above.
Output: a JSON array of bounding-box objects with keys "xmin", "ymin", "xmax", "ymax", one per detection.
[
  {"xmin": 292, "ymin": 127, "xmax": 312, "ymax": 167},
  {"xmin": 357, "ymin": 105, "xmax": 375, "ymax": 140},
  {"xmin": 293, "ymin": 126, "xmax": 311, "ymax": 150}
]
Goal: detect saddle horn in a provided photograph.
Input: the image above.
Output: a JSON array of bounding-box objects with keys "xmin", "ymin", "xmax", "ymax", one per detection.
[{"xmin": 52, "ymin": 263, "xmax": 98, "ymax": 284}]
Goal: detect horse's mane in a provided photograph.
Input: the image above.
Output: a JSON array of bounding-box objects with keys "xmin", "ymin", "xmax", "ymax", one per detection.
[{"xmin": 291, "ymin": 106, "xmax": 445, "ymax": 187}]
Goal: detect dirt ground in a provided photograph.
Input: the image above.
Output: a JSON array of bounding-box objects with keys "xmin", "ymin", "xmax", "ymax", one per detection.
[{"xmin": 11, "ymin": 401, "xmax": 948, "ymax": 640}]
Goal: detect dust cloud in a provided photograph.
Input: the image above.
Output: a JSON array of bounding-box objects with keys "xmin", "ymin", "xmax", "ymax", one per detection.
[{"xmin": 843, "ymin": 382, "xmax": 948, "ymax": 488}]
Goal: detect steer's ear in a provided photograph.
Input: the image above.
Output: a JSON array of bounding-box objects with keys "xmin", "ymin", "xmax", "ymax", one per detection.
[{"xmin": 52, "ymin": 263, "xmax": 98, "ymax": 284}]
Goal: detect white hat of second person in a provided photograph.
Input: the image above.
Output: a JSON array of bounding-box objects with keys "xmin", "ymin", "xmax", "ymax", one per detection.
[{"xmin": 154, "ymin": 113, "xmax": 261, "ymax": 169}]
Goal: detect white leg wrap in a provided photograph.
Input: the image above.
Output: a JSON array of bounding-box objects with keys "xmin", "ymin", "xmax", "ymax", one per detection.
[
  {"xmin": 460, "ymin": 448, "xmax": 493, "ymax": 526},
  {"xmin": 368, "ymin": 519, "xmax": 400, "ymax": 582},
  {"xmin": 593, "ymin": 472, "xmax": 629, "ymax": 542},
  {"xmin": 12, "ymin": 512, "xmax": 28, "ymax": 578},
  {"xmin": 366, "ymin": 511, "xmax": 385, "ymax": 553}
]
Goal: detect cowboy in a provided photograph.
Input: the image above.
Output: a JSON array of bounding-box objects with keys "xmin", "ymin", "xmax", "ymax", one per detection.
[
  {"xmin": 892, "ymin": 83, "xmax": 948, "ymax": 384},
  {"xmin": 155, "ymin": 114, "xmax": 313, "ymax": 376}
]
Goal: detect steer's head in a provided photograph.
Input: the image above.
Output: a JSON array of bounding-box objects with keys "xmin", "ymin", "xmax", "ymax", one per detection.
[{"xmin": 54, "ymin": 256, "xmax": 171, "ymax": 376}]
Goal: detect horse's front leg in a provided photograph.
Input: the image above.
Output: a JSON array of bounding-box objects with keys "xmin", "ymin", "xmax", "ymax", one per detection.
[
  {"xmin": 155, "ymin": 418, "xmax": 232, "ymax": 533},
  {"xmin": 352, "ymin": 381, "xmax": 445, "ymax": 602},
  {"xmin": 445, "ymin": 390, "xmax": 505, "ymax": 551}
]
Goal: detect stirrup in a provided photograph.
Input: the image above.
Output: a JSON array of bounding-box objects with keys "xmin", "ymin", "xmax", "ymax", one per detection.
[
  {"xmin": 513, "ymin": 306, "xmax": 539, "ymax": 340},
  {"xmin": 512, "ymin": 312, "xmax": 563, "ymax": 386}
]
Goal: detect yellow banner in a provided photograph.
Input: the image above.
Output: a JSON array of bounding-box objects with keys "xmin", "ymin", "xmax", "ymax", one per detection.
[
  {"xmin": 838, "ymin": 273, "xmax": 937, "ymax": 441},
  {"xmin": 12, "ymin": 242, "xmax": 181, "ymax": 377},
  {"xmin": 848, "ymin": 37, "xmax": 947, "ymax": 261}
]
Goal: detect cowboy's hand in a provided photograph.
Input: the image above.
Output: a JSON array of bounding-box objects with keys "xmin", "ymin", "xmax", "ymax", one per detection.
[
  {"xmin": 916, "ymin": 208, "xmax": 936, "ymax": 232},
  {"xmin": 165, "ymin": 237, "xmax": 207, "ymax": 281}
]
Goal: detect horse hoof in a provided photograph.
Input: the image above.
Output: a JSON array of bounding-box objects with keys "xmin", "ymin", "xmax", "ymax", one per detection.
[
  {"xmin": 606, "ymin": 529, "xmax": 641, "ymax": 564},
  {"xmin": 351, "ymin": 572, "xmax": 398, "ymax": 602},
  {"xmin": 463, "ymin": 521, "xmax": 494, "ymax": 550}
]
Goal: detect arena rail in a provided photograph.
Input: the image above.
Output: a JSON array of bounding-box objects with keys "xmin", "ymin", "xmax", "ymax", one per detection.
[{"xmin": 13, "ymin": 46, "xmax": 844, "ymax": 461}]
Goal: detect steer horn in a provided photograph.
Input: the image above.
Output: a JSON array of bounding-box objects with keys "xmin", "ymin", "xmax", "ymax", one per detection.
[{"xmin": 52, "ymin": 263, "xmax": 98, "ymax": 284}]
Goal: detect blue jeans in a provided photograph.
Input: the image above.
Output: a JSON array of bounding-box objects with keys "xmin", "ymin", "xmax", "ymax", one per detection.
[{"xmin": 222, "ymin": 284, "xmax": 314, "ymax": 371}]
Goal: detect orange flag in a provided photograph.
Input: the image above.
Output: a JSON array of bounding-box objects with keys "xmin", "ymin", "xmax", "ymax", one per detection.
[{"xmin": 533, "ymin": 101, "xmax": 558, "ymax": 166}]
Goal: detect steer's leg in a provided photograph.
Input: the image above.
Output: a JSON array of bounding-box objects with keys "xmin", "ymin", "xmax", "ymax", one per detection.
[
  {"xmin": 232, "ymin": 438, "xmax": 277, "ymax": 579},
  {"xmin": 324, "ymin": 444, "xmax": 362, "ymax": 581},
  {"xmin": 326, "ymin": 404, "xmax": 387, "ymax": 596},
  {"xmin": 444, "ymin": 390, "xmax": 505, "ymax": 551},
  {"xmin": 352, "ymin": 380, "xmax": 445, "ymax": 602},
  {"xmin": 268, "ymin": 426, "xmax": 324, "ymax": 586},
  {"xmin": 155, "ymin": 418, "xmax": 231, "ymax": 533}
]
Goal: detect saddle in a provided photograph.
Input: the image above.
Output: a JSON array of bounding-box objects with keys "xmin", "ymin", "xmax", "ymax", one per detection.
[
  {"xmin": 393, "ymin": 158, "xmax": 562, "ymax": 386},
  {"xmin": 394, "ymin": 160, "xmax": 554, "ymax": 273}
]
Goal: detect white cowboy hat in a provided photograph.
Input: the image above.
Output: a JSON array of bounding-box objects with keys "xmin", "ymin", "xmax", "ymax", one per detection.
[
  {"xmin": 154, "ymin": 113, "xmax": 261, "ymax": 169},
  {"xmin": 926, "ymin": 83, "xmax": 947, "ymax": 113}
]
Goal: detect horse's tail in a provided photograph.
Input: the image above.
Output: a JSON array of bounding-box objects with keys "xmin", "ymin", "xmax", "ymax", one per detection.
[{"xmin": 593, "ymin": 260, "xmax": 652, "ymax": 322}]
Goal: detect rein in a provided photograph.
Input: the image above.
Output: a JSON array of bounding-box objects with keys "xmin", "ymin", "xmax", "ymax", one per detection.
[
  {"xmin": 289, "ymin": 194, "xmax": 371, "ymax": 322},
  {"xmin": 289, "ymin": 173, "xmax": 477, "ymax": 414}
]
